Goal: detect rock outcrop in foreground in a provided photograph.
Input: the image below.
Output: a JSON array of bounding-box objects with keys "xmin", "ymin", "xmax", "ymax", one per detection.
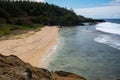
[{"xmin": 0, "ymin": 54, "xmax": 86, "ymax": 80}]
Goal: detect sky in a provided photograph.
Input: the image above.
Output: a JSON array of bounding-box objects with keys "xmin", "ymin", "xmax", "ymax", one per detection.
[{"xmin": 36, "ymin": 0, "xmax": 120, "ymax": 19}]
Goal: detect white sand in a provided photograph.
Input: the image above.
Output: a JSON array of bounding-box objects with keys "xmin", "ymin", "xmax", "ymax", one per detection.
[{"xmin": 0, "ymin": 26, "xmax": 59, "ymax": 68}]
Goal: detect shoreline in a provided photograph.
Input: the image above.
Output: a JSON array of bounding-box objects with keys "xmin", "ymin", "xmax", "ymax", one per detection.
[
  {"xmin": 0, "ymin": 26, "xmax": 60, "ymax": 68},
  {"xmin": 39, "ymin": 38, "xmax": 59, "ymax": 68}
]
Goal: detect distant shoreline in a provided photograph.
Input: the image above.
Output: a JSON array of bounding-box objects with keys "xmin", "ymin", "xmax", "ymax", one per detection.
[{"xmin": 0, "ymin": 26, "xmax": 60, "ymax": 68}]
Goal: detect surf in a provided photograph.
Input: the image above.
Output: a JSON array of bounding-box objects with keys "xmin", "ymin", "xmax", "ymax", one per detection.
[
  {"xmin": 95, "ymin": 22, "xmax": 120, "ymax": 50},
  {"xmin": 96, "ymin": 22, "xmax": 120, "ymax": 35}
]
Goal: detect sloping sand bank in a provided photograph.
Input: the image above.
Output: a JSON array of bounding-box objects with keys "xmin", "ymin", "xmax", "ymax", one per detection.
[{"xmin": 0, "ymin": 26, "xmax": 59, "ymax": 68}]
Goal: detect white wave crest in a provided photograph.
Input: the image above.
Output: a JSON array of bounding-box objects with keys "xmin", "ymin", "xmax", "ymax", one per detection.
[
  {"xmin": 94, "ymin": 35, "xmax": 120, "ymax": 50},
  {"xmin": 96, "ymin": 22, "xmax": 120, "ymax": 35}
]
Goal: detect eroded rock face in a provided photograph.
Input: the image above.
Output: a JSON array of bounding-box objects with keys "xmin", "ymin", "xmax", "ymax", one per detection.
[{"xmin": 0, "ymin": 54, "xmax": 86, "ymax": 80}]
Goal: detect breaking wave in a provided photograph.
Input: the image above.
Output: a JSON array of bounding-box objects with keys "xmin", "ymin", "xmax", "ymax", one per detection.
[
  {"xmin": 96, "ymin": 22, "xmax": 120, "ymax": 35},
  {"xmin": 95, "ymin": 22, "xmax": 120, "ymax": 50}
]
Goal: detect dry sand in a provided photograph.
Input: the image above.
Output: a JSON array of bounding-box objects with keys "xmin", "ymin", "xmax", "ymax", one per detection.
[{"xmin": 0, "ymin": 26, "xmax": 59, "ymax": 68}]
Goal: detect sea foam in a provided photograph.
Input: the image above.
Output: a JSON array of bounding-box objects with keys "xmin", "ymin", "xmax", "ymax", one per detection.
[
  {"xmin": 96, "ymin": 22, "xmax": 120, "ymax": 35},
  {"xmin": 95, "ymin": 22, "xmax": 120, "ymax": 50},
  {"xmin": 94, "ymin": 35, "xmax": 120, "ymax": 50}
]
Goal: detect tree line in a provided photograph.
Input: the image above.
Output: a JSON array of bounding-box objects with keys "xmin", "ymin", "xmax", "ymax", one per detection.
[
  {"xmin": 0, "ymin": 0, "xmax": 85, "ymax": 26},
  {"xmin": 0, "ymin": 1, "xmax": 105, "ymax": 26}
]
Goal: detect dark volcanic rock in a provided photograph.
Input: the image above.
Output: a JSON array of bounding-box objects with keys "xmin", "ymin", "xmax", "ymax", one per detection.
[
  {"xmin": 52, "ymin": 71, "xmax": 86, "ymax": 80},
  {"xmin": 0, "ymin": 54, "xmax": 86, "ymax": 80}
]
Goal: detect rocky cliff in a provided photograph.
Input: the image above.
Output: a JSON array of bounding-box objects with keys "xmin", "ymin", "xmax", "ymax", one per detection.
[{"xmin": 0, "ymin": 54, "xmax": 86, "ymax": 80}]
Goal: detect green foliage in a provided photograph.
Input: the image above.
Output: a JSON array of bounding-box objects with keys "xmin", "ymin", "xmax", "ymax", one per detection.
[
  {"xmin": 0, "ymin": 7, "xmax": 9, "ymax": 17},
  {"xmin": 0, "ymin": 1, "xmax": 27, "ymax": 17},
  {"xmin": 0, "ymin": 1, "xmax": 82, "ymax": 26},
  {"xmin": 0, "ymin": 1, "xmax": 105, "ymax": 37}
]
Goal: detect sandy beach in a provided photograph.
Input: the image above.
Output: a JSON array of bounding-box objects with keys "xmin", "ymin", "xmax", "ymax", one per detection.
[{"xmin": 0, "ymin": 26, "xmax": 59, "ymax": 68}]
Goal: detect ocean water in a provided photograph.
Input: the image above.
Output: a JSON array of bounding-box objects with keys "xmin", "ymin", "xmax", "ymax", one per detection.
[{"xmin": 48, "ymin": 19, "xmax": 120, "ymax": 80}]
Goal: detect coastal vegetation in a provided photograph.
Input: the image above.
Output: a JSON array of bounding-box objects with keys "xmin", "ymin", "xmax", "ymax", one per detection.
[
  {"xmin": 0, "ymin": 0, "xmax": 104, "ymax": 36},
  {"xmin": 0, "ymin": 0, "xmax": 80, "ymax": 25}
]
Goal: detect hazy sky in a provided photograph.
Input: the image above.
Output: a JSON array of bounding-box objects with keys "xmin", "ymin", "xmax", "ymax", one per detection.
[{"xmin": 36, "ymin": 0, "xmax": 120, "ymax": 19}]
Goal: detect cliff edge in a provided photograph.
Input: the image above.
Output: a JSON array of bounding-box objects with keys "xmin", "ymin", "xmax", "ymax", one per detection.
[{"xmin": 0, "ymin": 54, "xmax": 86, "ymax": 80}]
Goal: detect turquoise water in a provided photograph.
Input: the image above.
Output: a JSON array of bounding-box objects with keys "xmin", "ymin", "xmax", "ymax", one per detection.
[{"xmin": 48, "ymin": 24, "xmax": 120, "ymax": 80}]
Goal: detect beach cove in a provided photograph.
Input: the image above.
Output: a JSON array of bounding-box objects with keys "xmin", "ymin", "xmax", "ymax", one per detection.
[
  {"xmin": 48, "ymin": 19, "xmax": 120, "ymax": 80},
  {"xmin": 0, "ymin": 26, "xmax": 59, "ymax": 68}
]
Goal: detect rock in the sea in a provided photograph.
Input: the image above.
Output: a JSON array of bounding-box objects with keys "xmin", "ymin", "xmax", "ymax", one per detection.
[{"xmin": 0, "ymin": 54, "xmax": 86, "ymax": 80}]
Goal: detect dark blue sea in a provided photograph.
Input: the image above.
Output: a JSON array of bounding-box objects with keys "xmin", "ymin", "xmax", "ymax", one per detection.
[{"xmin": 48, "ymin": 19, "xmax": 120, "ymax": 80}]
